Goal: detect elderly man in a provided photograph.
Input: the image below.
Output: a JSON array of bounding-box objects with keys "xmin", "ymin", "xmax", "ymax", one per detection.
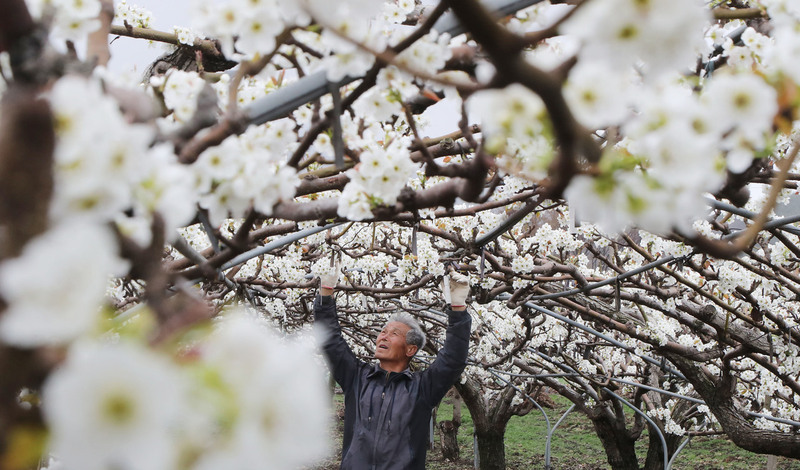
[{"xmin": 314, "ymin": 269, "xmax": 471, "ymax": 470}]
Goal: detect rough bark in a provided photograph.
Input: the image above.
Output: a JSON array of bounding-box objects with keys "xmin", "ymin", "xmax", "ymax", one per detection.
[
  {"xmin": 474, "ymin": 425, "xmax": 507, "ymax": 470},
  {"xmin": 439, "ymin": 389, "xmax": 462, "ymax": 461},
  {"xmin": 439, "ymin": 420, "xmax": 461, "ymax": 462},
  {"xmin": 590, "ymin": 411, "xmax": 641, "ymax": 470},
  {"xmin": 456, "ymin": 378, "xmax": 536, "ymax": 470},
  {"xmin": 642, "ymin": 428, "xmax": 683, "ymax": 470},
  {"xmin": 0, "ymin": 88, "xmax": 54, "ymax": 260}
]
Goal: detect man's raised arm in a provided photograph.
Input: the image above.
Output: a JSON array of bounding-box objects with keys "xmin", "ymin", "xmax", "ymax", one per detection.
[
  {"xmin": 422, "ymin": 271, "xmax": 472, "ymax": 403},
  {"xmin": 314, "ymin": 264, "xmax": 361, "ymax": 390}
]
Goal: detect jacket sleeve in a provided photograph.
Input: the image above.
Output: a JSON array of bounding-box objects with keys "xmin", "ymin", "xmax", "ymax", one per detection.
[
  {"xmin": 420, "ymin": 309, "xmax": 472, "ymax": 406},
  {"xmin": 314, "ymin": 294, "xmax": 363, "ymax": 392}
]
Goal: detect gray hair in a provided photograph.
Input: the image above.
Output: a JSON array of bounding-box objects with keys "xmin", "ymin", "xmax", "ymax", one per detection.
[{"xmin": 388, "ymin": 312, "xmax": 426, "ymax": 352}]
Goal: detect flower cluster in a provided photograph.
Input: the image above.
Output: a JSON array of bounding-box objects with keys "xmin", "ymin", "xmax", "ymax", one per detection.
[
  {"xmin": 194, "ymin": 122, "xmax": 299, "ymax": 224},
  {"xmin": 25, "ymin": 0, "xmax": 102, "ymax": 42},
  {"xmin": 114, "ymin": 0, "xmax": 154, "ymax": 29},
  {"xmin": 157, "ymin": 70, "xmax": 208, "ymax": 123},
  {"xmin": 565, "ymin": 77, "xmax": 733, "ymax": 235},
  {"xmin": 192, "ymin": 0, "xmax": 306, "ymax": 59},
  {"xmin": 49, "ymin": 75, "xmax": 196, "ymax": 240},
  {"xmin": 468, "ymin": 83, "xmax": 556, "ymax": 181},
  {"xmin": 339, "ymin": 137, "xmax": 419, "ymax": 221},
  {"xmin": 0, "ymin": 223, "xmax": 125, "ymax": 347},
  {"xmin": 42, "ymin": 312, "xmax": 330, "ymax": 470},
  {"xmin": 562, "ymin": 0, "xmax": 711, "ymax": 79}
]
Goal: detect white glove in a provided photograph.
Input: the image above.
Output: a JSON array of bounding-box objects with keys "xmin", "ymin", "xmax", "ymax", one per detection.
[
  {"xmin": 319, "ymin": 263, "xmax": 341, "ymax": 290},
  {"xmin": 448, "ymin": 271, "xmax": 470, "ymax": 307}
]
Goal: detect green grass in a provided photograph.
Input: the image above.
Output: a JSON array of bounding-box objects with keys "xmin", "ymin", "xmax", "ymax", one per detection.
[
  {"xmin": 315, "ymin": 393, "xmax": 800, "ymax": 469},
  {"xmin": 432, "ymin": 395, "xmax": 610, "ymax": 469}
]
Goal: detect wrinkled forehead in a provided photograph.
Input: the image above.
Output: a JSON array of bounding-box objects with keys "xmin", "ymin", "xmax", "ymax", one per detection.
[{"xmin": 381, "ymin": 321, "xmax": 411, "ymax": 335}]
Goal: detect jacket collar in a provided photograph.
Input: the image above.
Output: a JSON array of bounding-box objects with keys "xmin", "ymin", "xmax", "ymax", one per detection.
[{"xmin": 367, "ymin": 363, "xmax": 413, "ymax": 380}]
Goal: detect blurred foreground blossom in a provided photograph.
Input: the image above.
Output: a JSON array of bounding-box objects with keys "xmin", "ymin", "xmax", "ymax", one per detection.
[
  {"xmin": 43, "ymin": 341, "xmax": 186, "ymax": 470},
  {"xmin": 191, "ymin": 312, "xmax": 331, "ymax": 470},
  {"xmin": 0, "ymin": 222, "xmax": 125, "ymax": 347},
  {"xmin": 25, "ymin": 0, "xmax": 102, "ymax": 42},
  {"xmin": 40, "ymin": 311, "xmax": 331, "ymax": 470}
]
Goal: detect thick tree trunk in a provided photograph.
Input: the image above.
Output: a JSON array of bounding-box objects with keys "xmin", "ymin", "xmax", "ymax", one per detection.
[
  {"xmin": 456, "ymin": 377, "xmax": 539, "ymax": 470},
  {"xmin": 475, "ymin": 425, "xmax": 507, "ymax": 470},
  {"xmin": 0, "ymin": 78, "xmax": 55, "ymax": 469},
  {"xmin": 641, "ymin": 427, "xmax": 682, "ymax": 470},
  {"xmin": 439, "ymin": 420, "xmax": 460, "ymax": 461},
  {"xmin": 591, "ymin": 418, "xmax": 640, "ymax": 470},
  {"xmin": 439, "ymin": 390, "xmax": 462, "ymax": 461},
  {"xmin": 456, "ymin": 379, "xmax": 510, "ymax": 470}
]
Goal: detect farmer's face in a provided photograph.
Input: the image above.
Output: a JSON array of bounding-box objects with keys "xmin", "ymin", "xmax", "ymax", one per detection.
[{"xmin": 375, "ymin": 321, "xmax": 417, "ymax": 367}]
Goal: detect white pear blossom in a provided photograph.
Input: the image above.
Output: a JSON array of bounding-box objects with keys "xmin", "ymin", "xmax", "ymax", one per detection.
[
  {"xmin": 48, "ymin": 75, "xmax": 158, "ymax": 223},
  {"xmin": 468, "ymin": 84, "xmax": 556, "ymax": 181},
  {"xmin": 43, "ymin": 341, "xmax": 186, "ymax": 470},
  {"xmin": 194, "ymin": 128, "xmax": 300, "ymax": 225},
  {"xmin": 173, "ymin": 26, "xmax": 197, "ymax": 46},
  {"xmin": 702, "ymin": 73, "xmax": 777, "ymax": 172},
  {"xmin": 25, "ymin": 0, "xmax": 103, "ymax": 42},
  {"xmin": 235, "ymin": 8, "xmax": 285, "ymax": 57},
  {"xmin": 0, "ymin": 222, "xmax": 126, "ymax": 347},
  {"xmin": 114, "ymin": 0, "xmax": 153, "ymax": 28},
  {"xmin": 191, "ymin": 312, "xmax": 330, "ymax": 470},
  {"xmin": 130, "ymin": 143, "xmax": 198, "ymax": 240},
  {"xmin": 161, "ymin": 70, "xmax": 208, "ymax": 123},
  {"xmin": 395, "ymin": 32, "xmax": 452, "ymax": 76},
  {"xmin": 352, "ymin": 88, "xmax": 402, "ymax": 122},
  {"xmin": 338, "ymin": 139, "xmax": 418, "ymax": 220},
  {"xmin": 562, "ymin": 0, "xmax": 710, "ymax": 77},
  {"xmin": 702, "ymin": 73, "xmax": 778, "ymax": 142},
  {"xmin": 563, "ymin": 61, "xmax": 634, "ymax": 129}
]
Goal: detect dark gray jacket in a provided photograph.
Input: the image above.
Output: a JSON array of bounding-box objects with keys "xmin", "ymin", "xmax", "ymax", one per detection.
[{"xmin": 314, "ymin": 295, "xmax": 471, "ymax": 470}]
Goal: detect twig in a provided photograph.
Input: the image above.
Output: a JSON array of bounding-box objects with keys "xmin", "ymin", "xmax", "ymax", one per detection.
[
  {"xmin": 109, "ymin": 24, "xmax": 224, "ymax": 58},
  {"xmin": 712, "ymin": 7, "xmax": 766, "ymax": 20}
]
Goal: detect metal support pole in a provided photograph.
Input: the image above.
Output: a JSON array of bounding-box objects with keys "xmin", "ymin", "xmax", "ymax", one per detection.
[
  {"xmin": 709, "ymin": 198, "xmax": 800, "ymax": 236},
  {"xmin": 473, "ymin": 433, "xmax": 479, "ymax": 470},
  {"xmin": 430, "ymin": 416, "xmax": 435, "ymax": 450},
  {"xmin": 667, "ymin": 428, "xmax": 696, "ymax": 470},
  {"xmin": 545, "ymin": 403, "xmax": 575, "ymax": 470},
  {"xmin": 221, "ymin": 221, "xmax": 344, "ymax": 271}
]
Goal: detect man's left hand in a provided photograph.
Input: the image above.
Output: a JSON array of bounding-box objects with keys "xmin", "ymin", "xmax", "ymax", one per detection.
[{"xmin": 448, "ymin": 271, "xmax": 470, "ymax": 310}]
